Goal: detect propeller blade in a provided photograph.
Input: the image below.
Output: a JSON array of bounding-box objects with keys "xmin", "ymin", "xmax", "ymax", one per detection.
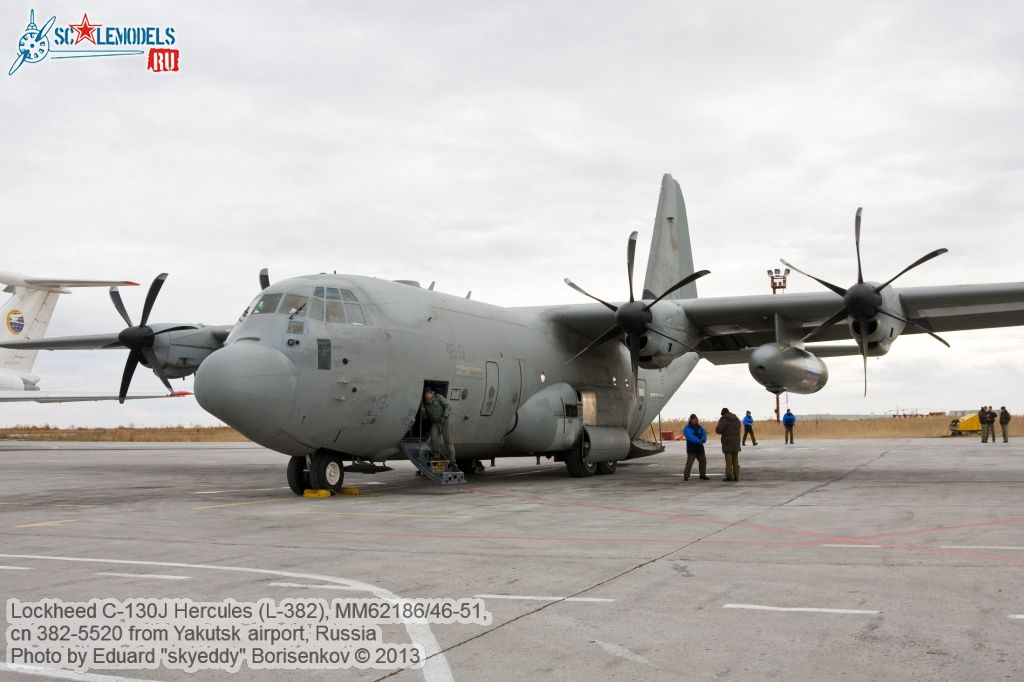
[
  {"xmin": 875, "ymin": 309, "xmax": 950, "ymax": 348},
  {"xmin": 139, "ymin": 273, "xmax": 168, "ymax": 326},
  {"xmin": 259, "ymin": 268, "xmax": 270, "ymax": 290},
  {"xmin": 152, "ymin": 325, "xmax": 198, "ymax": 336},
  {"xmin": 873, "ymin": 248, "xmax": 948, "ymax": 293},
  {"xmin": 857, "ymin": 317, "xmax": 870, "ymax": 397},
  {"xmin": 118, "ymin": 350, "xmax": 141, "ymax": 404},
  {"xmin": 141, "ymin": 348, "xmax": 174, "ymax": 393},
  {"xmin": 109, "ymin": 287, "xmax": 133, "ymax": 327},
  {"xmin": 854, "ymin": 207, "xmax": 864, "ymax": 284},
  {"xmin": 627, "ymin": 334, "xmax": 642, "ymax": 397},
  {"xmin": 801, "ymin": 307, "xmax": 850, "ymax": 343},
  {"xmin": 626, "ymin": 231, "xmax": 638, "ymax": 303},
  {"xmin": 642, "ymin": 270, "xmax": 712, "ymax": 311},
  {"xmin": 780, "ymin": 260, "xmax": 848, "ymax": 297},
  {"xmin": 646, "ymin": 326, "xmax": 706, "ymax": 361},
  {"xmin": 563, "ymin": 278, "xmax": 618, "ymax": 313},
  {"xmin": 8, "ymin": 51, "xmax": 27, "ymax": 77},
  {"xmin": 566, "ymin": 325, "xmax": 622, "ymax": 364},
  {"xmin": 36, "ymin": 15, "xmax": 57, "ymax": 41}
]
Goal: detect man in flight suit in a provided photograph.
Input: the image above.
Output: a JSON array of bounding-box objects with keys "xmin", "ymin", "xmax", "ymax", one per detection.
[{"xmin": 422, "ymin": 389, "xmax": 457, "ymax": 468}]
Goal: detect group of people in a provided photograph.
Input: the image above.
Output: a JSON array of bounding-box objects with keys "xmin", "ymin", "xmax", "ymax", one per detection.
[
  {"xmin": 979, "ymin": 405, "xmax": 1011, "ymax": 443},
  {"xmin": 682, "ymin": 408, "xmax": 745, "ymax": 482},
  {"xmin": 682, "ymin": 407, "xmax": 799, "ymax": 482}
]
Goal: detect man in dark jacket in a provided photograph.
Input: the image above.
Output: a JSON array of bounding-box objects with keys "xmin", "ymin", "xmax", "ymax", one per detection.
[
  {"xmin": 999, "ymin": 406, "xmax": 1012, "ymax": 443},
  {"xmin": 715, "ymin": 408, "xmax": 742, "ymax": 482}
]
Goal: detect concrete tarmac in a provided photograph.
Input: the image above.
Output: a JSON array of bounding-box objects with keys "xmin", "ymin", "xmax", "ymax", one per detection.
[{"xmin": 1, "ymin": 438, "xmax": 1022, "ymax": 681}]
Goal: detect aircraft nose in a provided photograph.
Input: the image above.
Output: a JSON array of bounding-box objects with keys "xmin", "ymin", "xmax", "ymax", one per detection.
[{"xmin": 194, "ymin": 342, "xmax": 297, "ymax": 438}]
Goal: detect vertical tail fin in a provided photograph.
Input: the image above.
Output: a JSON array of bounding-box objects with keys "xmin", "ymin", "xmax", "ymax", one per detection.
[
  {"xmin": 642, "ymin": 174, "xmax": 698, "ymax": 300},
  {"xmin": 0, "ymin": 272, "xmax": 137, "ymax": 378}
]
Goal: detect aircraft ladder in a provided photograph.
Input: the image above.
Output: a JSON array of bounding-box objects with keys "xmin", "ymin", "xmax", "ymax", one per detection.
[{"xmin": 399, "ymin": 441, "xmax": 465, "ymax": 485}]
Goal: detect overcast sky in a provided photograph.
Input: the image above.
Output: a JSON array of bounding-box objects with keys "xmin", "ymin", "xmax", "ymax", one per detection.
[{"xmin": 2, "ymin": 1, "xmax": 1022, "ymax": 428}]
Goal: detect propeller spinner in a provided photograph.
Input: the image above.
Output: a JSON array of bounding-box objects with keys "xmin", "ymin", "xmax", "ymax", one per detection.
[
  {"xmin": 781, "ymin": 208, "xmax": 949, "ymax": 395},
  {"xmin": 564, "ymin": 231, "xmax": 710, "ymax": 393}
]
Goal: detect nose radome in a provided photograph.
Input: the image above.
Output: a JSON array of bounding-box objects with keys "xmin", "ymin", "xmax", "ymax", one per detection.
[{"xmin": 195, "ymin": 342, "xmax": 297, "ymax": 439}]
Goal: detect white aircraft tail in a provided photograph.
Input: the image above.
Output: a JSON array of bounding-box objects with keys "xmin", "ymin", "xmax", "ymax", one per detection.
[
  {"xmin": 0, "ymin": 271, "xmax": 136, "ymax": 380},
  {"xmin": 642, "ymin": 174, "xmax": 699, "ymax": 300}
]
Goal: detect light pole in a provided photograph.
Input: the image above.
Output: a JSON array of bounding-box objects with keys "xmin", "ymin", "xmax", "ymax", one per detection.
[{"xmin": 767, "ymin": 267, "xmax": 790, "ymax": 422}]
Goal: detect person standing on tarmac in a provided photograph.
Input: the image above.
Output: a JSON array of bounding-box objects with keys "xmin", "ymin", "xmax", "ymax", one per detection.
[
  {"xmin": 682, "ymin": 414, "xmax": 709, "ymax": 481},
  {"xmin": 421, "ymin": 389, "xmax": 457, "ymax": 468},
  {"xmin": 980, "ymin": 405, "xmax": 994, "ymax": 443},
  {"xmin": 782, "ymin": 408, "xmax": 796, "ymax": 444},
  {"xmin": 999, "ymin": 406, "xmax": 1012, "ymax": 443},
  {"xmin": 716, "ymin": 408, "xmax": 742, "ymax": 482},
  {"xmin": 742, "ymin": 410, "xmax": 758, "ymax": 446}
]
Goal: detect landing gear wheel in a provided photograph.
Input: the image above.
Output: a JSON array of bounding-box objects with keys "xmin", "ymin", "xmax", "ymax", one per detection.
[
  {"xmin": 458, "ymin": 459, "xmax": 486, "ymax": 475},
  {"xmin": 286, "ymin": 456, "xmax": 310, "ymax": 496},
  {"xmin": 596, "ymin": 460, "xmax": 618, "ymax": 475},
  {"xmin": 309, "ymin": 452, "xmax": 345, "ymax": 493},
  {"xmin": 564, "ymin": 434, "xmax": 596, "ymax": 478}
]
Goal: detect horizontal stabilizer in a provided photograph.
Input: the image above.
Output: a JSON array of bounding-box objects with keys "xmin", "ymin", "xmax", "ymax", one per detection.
[
  {"xmin": 0, "ymin": 333, "xmax": 124, "ymax": 350},
  {"xmin": 0, "ymin": 271, "xmax": 138, "ymax": 294},
  {"xmin": 0, "ymin": 390, "xmax": 191, "ymax": 403}
]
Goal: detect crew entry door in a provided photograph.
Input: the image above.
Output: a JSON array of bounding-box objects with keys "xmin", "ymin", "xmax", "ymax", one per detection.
[{"xmin": 480, "ymin": 361, "xmax": 498, "ymax": 416}]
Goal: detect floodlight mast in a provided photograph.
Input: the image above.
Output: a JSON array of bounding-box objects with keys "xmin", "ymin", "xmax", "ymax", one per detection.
[{"xmin": 767, "ymin": 267, "xmax": 790, "ymax": 422}]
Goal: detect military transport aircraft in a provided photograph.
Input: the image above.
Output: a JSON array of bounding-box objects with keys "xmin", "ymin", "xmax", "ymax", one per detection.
[
  {"xmin": 0, "ymin": 271, "xmax": 186, "ymax": 403},
  {"xmin": 4, "ymin": 175, "xmax": 1023, "ymax": 493}
]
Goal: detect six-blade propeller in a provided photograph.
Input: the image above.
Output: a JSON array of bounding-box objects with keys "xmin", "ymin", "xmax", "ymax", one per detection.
[
  {"xmin": 781, "ymin": 208, "xmax": 949, "ymax": 395},
  {"xmin": 564, "ymin": 231, "xmax": 710, "ymax": 393}
]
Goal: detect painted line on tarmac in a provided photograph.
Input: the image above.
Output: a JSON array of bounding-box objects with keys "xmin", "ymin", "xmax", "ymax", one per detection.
[
  {"xmin": 940, "ymin": 545, "xmax": 1024, "ymax": 550},
  {"xmin": 191, "ymin": 500, "xmax": 284, "ymax": 510},
  {"xmin": 294, "ymin": 510, "xmax": 470, "ymax": 520},
  {"xmin": 821, "ymin": 543, "xmax": 884, "ymax": 548},
  {"xmin": 269, "ymin": 582, "xmax": 363, "ymax": 591},
  {"xmin": 94, "ymin": 572, "xmax": 190, "ymax": 581},
  {"xmin": 724, "ymin": 603, "xmax": 879, "ymax": 615},
  {"xmin": 0, "ymin": 663, "xmax": 158, "ymax": 681},
  {"xmin": 1, "ymin": 565, "xmax": 31, "ymax": 570},
  {"xmin": 14, "ymin": 519, "xmax": 77, "ymax": 528},
  {"xmin": 475, "ymin": 594, "xmax": 614, "ymax": 603},
  {"xmin": 192, "ymin": 486, "xmax": 291, "ymax": 494},
  {"xmin": 0, "ymin": 553, "xmax": 454, "ymax": 682},
  {"xmin": 1009, "ymin": 615, "xmax": 1024, "ymax": 620}
]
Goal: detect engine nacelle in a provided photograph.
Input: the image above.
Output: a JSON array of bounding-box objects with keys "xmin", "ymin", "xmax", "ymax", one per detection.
[
  {"xmin": 847, "ymin": 284, "xmax": 905, "ymax": 356},
  {"xmin": 150, "ymin": 326, "xmax": 228, "ymax": 379},
  {"xmin": 503, "ymin": 382, "xmax": 583, "ymax": 453},
  {"xmin": 637, "ymin": 305, "xmax": 697, "ymax": 369},
  {"xmin": 748, "ymin": 344, "xmax": 829, "ymax": 395}
]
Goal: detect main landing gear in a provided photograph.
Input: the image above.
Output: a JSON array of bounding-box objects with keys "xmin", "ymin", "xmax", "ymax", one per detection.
[
  {"xmin": 563, "ymin": 433, "xmax": 618, "ymax": 477},
  {"xmin": 287, "ymin": 451, "xmax": 346, "ymax": 496}
]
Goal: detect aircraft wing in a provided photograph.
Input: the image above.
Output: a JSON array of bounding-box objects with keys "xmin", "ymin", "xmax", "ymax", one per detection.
[
  {"xmin": 0, "ymin": 333, "xmax": 125, "ymax": 350},
  {"xmin": 0, "ymin": 390, "xmax": 191, "ymax": 403},
  {"xmin": 541, "ymin": 283, "xmax": 1024, "ymax": 365}
]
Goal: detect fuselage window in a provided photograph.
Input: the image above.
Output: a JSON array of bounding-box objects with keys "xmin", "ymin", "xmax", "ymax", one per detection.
[
  {"xmin": 317, "ymin": 339, "xmax": 331, "ymax": 370},
  {"xmin": 252, "ymin": 293, "xmax": 282, "ymax": 315}
]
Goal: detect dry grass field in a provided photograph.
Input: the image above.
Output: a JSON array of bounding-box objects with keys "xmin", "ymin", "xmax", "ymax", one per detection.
[
  {"xmin": 0, "ymin": 425, "xmax": 248, "ymax": 442},
  {"xmin": 655, "ymin": 414, "xmax": 1021, "ymax": 441}
]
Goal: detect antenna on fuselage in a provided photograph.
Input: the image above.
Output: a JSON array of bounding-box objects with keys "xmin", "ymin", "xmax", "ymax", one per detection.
[
  {"xmin": 465, "ymin": 291, "xmax": 471, "ymax": 299},
  {"xmin": 428, "ymin": 281, "xmax": 435, "ymax": 291}
]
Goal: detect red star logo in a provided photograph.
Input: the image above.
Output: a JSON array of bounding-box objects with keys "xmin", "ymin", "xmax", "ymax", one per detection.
[{"xmin": 69, "ymin": 13, "xmax": 102, "ymax": 45}]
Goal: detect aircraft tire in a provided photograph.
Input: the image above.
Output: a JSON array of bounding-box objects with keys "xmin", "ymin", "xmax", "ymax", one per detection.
[
  {"xmin": 595, "ymin": 461, "xmax": 618, "ymax": 475},
  {"xmin": 286, "ymin": 456, "xmax": 310, "ymax": 496},
  {"xmin": 310, "ymin": 452, "xmax": 345, "ymax": 492},
  {"xmin": 564, "ymin": 436, "xmax": 596, "ymax": 478}
]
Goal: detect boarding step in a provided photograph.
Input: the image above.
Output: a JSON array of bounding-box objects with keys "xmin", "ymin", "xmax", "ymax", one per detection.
[
  {"xmin": 399, "ymin": 441, "xmax": 465, "ymax": 485},
  {"xmin": 628, "ymin": 438, "xmax": 665, "ymax": 458}
]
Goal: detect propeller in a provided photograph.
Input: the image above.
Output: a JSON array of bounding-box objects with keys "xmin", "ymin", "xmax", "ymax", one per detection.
[
  {"xmin": 564, "ymin": 231, "xmax": 710, "ymax": 394},
  {"xmin": 781, "ymin": 207, "xmax": 949, "ymax": 395},
  {"xmin": 108, "ymin": 274, "xmax": 194, "ymax": 403}
]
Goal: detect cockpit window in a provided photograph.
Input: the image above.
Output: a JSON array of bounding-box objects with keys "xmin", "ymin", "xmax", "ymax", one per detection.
[
  {"xmin": 252, "ymin": 293, "xmax": 282, "ymax": 315},
  {"xmin": 281, "ymin": 294, "xmax": 308, "ymax": 318},
  {"xmin": 308, "ymin": 296, "xmax": 324, "ymax": 321}
]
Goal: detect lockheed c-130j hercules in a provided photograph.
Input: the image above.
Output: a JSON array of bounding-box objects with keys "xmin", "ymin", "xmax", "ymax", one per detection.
[{"xmin": 5, "ymin": 175, "xmax": 1024, "ymax": 494}]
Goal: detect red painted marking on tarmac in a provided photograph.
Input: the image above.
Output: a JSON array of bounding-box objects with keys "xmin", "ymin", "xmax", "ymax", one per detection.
[{"xmin": 851, "ymin": 516, "xmax": 1024, "ymax": 542}]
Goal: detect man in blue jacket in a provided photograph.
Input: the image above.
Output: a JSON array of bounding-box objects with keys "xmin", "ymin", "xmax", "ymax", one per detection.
[
  {"xmin": 782, "ymin": 408, "xmax": 796, "ymax": 444},
  {"xmin": 682, "ymin": 414, "xmax": 710, "ymax": 480},
  {"xmin": 742, "ymin": 410, "xmax": 758, "ymax": 446}
]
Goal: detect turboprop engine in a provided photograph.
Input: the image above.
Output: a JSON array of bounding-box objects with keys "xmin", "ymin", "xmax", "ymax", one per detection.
[{"xmin": 747, "ymin": 344, "xmax": 829, "ymax": 395}]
